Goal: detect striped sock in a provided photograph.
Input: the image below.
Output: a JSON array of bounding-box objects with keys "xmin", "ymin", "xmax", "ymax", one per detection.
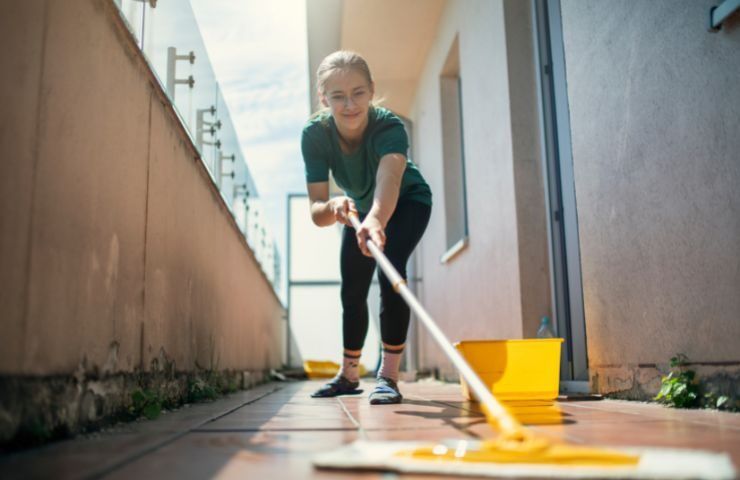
[
  {"xmin": 378, "ymin": 345, "xmax": 404, "ymax": 382},
  {"xmin": 340, "ymin": 352, "xmax": 361, "ymax": 382}
]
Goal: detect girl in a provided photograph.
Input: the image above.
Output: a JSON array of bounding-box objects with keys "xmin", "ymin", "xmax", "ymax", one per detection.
[{"xmin": 301, "ymin": 51, "xmax": 432, "ymax": 404}]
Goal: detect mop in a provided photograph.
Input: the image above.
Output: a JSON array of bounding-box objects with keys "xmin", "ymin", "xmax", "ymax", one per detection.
[{"xmin": 311, "ymin": 212, "xmax": 737, "ymax": 479}]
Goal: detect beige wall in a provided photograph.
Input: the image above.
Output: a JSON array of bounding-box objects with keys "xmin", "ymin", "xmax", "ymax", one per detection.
[
  {"xmin": 0, "ymin": 0, "xmax": 284, "ymax": 376},
  {"xmin": 411, "ymin": 0, "xmax": 551, "ymax": 376},
  {"xmin": 0, "ymin": 1, "xmax": 45, "ymax": 373},
  {"xmin": 560, "ymin": 0, "xmax": 740, "ymax": 394},
  {"xmin": 306, "ymin": 0, "xmax": 446, "ymax": 119},
  {"xmin": 306, "ymin": 0, "xmax": 342, "ymax": 113}
]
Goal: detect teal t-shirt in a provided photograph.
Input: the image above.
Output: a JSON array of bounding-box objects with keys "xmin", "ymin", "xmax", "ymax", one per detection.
[{"xmin": 301, "ymin": 106, "xmax": 432, "ymax": 214}]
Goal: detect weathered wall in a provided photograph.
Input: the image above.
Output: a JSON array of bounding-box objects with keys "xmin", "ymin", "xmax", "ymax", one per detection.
[
  {"xmin": 411, "ymin": 0, "xmax": 551, "ymax": 376},
  {"xmin": 0, "ymin": 0, "xmax": 283, "ymax": 435},
  {"xmin": 0, "ymin": 1, "xmax": 46, "ymax": 373},
  {"xmin": 560, "ymin": 0, "xmax": 740, "ymax": 396}
]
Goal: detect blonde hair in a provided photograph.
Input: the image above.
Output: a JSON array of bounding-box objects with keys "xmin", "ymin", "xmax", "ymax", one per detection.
[{"xmin": 313, "ymin": 50, "xmax": 382, "ymax": 117}]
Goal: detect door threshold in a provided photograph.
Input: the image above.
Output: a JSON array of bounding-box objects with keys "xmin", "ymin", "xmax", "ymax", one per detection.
[{"xmin": 558, "ymin": 380, "xmax": 604, "ymax": 401}]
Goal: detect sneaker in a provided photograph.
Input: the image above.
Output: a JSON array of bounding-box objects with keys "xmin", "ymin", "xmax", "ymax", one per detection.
[
  {"xmin": 310, "ymin": 375, "xmax": 362, "ymax": 398},
  {"xmin": 369, "ymin": 376, "xmax": 402, "ymax": 405}
]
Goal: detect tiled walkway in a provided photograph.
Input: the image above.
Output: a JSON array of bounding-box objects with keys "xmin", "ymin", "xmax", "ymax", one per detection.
[{"xmin": 2, "ymin": 380, "xmax": 738, "ymax": 479}]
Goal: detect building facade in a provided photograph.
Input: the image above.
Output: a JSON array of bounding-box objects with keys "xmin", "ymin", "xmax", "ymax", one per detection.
[{"xmin": 305, "ymin": 0, "xmax": 740, "ymax": 399}]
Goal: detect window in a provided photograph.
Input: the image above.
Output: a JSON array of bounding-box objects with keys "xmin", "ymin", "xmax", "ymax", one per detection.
[{"xmin": 439, "ymin": 36, "xmax": 469, "ymax": 263}]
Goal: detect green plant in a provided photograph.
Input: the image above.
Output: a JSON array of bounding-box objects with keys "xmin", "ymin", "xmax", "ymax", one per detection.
[
  {"xmin": 703, "ymin": 392, "xmax": 738, "ymax": 412},
  {"xmin": 129, "ymin": 388, "xmax": 163, "ymax": 420},
  {"xmin": 654, "ymin": 354, "xmax": 699, "ymax": 409},
  {"xmin": 715, "ymin": 395, "xmax": 730, "ymax": 409},
  {"xmin": 187, "ymin": 376, "xmax": 220, "ymax": 403}
]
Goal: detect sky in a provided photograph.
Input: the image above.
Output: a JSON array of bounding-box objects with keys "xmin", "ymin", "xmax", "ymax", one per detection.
[{"xmin": 190, "ymin": 0, "xmax": 311, "ymax": 300}]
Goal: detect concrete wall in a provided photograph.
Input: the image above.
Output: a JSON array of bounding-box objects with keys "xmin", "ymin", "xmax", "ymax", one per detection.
[
  {"xmin": 559, "ymin": 0, "xmax": 740, "ymax": 396},
  {"xmin": 0, "ymin": 0, "xmax": 284, "ymax": 378},
  {"xmin": 411, "ymin": 0, "xmax": 551, "ymax": 376}
]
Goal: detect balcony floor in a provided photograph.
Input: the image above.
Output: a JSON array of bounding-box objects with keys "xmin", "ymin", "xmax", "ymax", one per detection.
[{"xmin": 2, "ymin": 380, "xmax": 738, "ymax": 479}]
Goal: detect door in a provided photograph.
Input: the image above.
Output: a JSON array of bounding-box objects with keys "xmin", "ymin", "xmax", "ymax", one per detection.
[{"xmin": 533, "ymin": 0, "xmax": 589, "ymax": 388}]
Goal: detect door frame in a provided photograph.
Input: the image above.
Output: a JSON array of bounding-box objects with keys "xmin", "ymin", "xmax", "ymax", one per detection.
[{"xmin": 532, "ymin": 0, "xmax": 589, "ymax": 387}]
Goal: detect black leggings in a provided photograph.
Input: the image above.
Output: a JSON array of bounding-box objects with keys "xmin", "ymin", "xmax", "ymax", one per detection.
[{"xmin": 340, "ymin": 200, "xmax": 432, "ymax": 350}]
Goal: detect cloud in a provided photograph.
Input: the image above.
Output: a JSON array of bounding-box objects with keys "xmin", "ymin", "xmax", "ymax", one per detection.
[
  {"xmin": 190, "ymin": 0, "xmax": 308, "ymax": 81},
  {"xmin": 245, "ymin": 140, "xmax": 305, "ymax": 195},
  {"xmin": 189, "ymin": 0, "xmax": 317, "ymax": 294}
]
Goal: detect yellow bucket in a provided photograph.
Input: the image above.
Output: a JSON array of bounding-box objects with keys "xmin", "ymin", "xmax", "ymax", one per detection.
[
  {"xmin": 455, "ymin": 339, "xmax": 564, "ymax": 401},
  {"xmin": 303, "ymin": 360, "xmax": 367, "ymax": 379}
]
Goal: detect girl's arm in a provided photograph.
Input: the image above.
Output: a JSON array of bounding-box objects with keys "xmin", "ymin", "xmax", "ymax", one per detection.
[
  {"xmin": 356, "ymin": 153, "xmax": 407, "ymax": 256},
  {"xmin": 307, "ymin": 181, "xmax": 356, "ymax": 227}
]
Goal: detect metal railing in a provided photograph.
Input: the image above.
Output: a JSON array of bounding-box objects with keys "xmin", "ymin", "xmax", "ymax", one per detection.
[{"xmin": 113, "ymin": 0, "xmax": 281, "ymax": 292}]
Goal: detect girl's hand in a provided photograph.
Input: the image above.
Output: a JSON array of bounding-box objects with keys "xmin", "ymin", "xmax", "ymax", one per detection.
[
  {"xmin": 356, "ymin": 215, "xmax": 385, "ymax": 257},
  {"xmin": 330, "ymin": 197, "xmax": 357, "ymax": 226}
]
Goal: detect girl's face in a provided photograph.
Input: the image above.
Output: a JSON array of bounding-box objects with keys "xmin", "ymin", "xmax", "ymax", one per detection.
[{"xmin": 320, "ymin": 68, "xmax": 374, "ymax": 131}]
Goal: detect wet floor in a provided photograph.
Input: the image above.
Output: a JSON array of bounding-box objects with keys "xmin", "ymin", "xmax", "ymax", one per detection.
[{"xmin": 1, "ymin": 380, "xmax": 738, "ymax": 479}]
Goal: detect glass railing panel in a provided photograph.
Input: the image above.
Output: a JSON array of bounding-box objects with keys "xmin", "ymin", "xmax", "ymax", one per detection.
[
  {"xmin": 142, "ymin": 1, "xmax": 219, "ymax": 173},
  {"xmin": 116, "ymin": 0, "xmax": 145, "ymax": 47},
  {"xmin": 112, "ymin": 0, "xmax": 281, "ymax": 295}
]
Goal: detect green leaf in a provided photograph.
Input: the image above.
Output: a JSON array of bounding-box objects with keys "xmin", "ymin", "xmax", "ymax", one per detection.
[
  {"xmin": 655, "ymin": 384, "xmax": 670, "ymax": 399},
  {"xmin": 142, "ymin": 403, "xmax": 161, "ymax": 420},
  {"xmin": 131, "ymin": 390, "xmax": 145, "ymax": 404}
]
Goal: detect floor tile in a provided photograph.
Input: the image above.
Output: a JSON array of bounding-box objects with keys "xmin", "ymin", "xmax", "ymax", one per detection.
[
  {"xmin": 3, "ymin": 380, "xmax": 738, "ymax": 479},
  {"xmin": 105, "ymin": 431, "xmax": 376, "ymax": 480}
]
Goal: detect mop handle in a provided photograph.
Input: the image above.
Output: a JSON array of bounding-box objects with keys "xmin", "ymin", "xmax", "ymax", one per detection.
[{"xmin": 347, "ymin": 212, "xmax": 524, "ymax": 436}]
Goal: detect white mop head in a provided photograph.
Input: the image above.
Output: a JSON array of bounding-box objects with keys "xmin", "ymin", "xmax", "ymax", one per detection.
[{"xmin": 313, "ymin": 440, "xmax": 736, "ymax": 479}]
